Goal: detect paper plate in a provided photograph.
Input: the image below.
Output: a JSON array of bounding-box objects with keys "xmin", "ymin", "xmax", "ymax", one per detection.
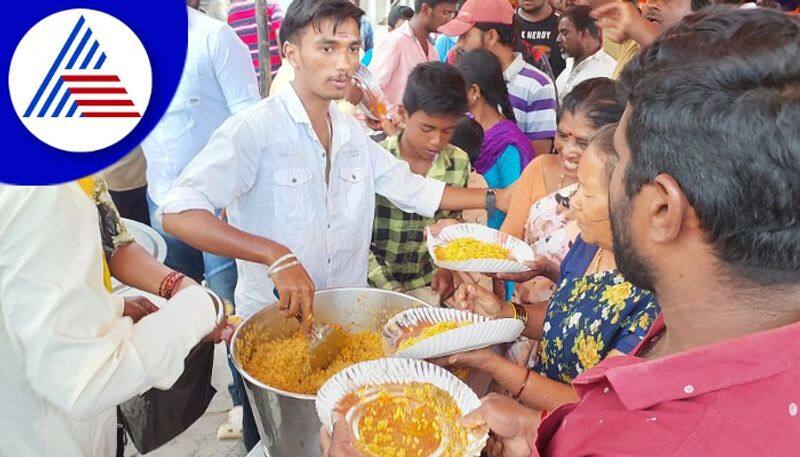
[
  {"xmin": 353, "ymin": 64, "xmax": 391, "ymax": 121},
  {"xmin": 383, "ymin": 307, "xmax": 524, "ymax": 359},
  {"xmin": 427, "ymin": 223, "xmax": 535, "ymax": 273},
  {"xmin": 112, "ymin": 219, "xmax": 168, "ymax": 294},
  {"xmin": 316, "ymin": 358, "xmax": 487, "ymax": 456}
]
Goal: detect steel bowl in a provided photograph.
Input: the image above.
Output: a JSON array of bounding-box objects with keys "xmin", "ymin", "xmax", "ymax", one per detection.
[{"xmin": 231, "ymin": 287, "xmax": 431, "ymax": 457}]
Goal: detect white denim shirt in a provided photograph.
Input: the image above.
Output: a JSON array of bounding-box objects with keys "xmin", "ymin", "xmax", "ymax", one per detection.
[
  {"xmin": 141, "ymin": 7, "xmax": 260, "ymax": 205},
  {"xmin": 159, "ymin": 85, "xmax": 446, "ymax": 319},
  {"xmin": 0, "ymin": 183, "xmax": 218, "ymax": 456},
  {"xmin": 555, "ymin": 49, "xmax": 617, "ymax": 103}
]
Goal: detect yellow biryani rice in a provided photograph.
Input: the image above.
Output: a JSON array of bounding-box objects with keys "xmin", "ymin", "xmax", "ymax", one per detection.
[
  {"xmin": 434, "ymin": 237, "xmax": 510, "ymax": 262},
  {"xmin": 397, "ymin": 321, "xmax": 472, "ymax": 351},
  {"xmin": 238, "ymin": 326, "xmax": 384, "ymax": 395},
  {"xmin": 338, "ymin": 382, "xmax": 469, "ymax": 457}
]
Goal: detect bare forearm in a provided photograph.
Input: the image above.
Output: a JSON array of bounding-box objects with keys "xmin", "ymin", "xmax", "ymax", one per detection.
[
  {"xmin": 520, "ymin": 301, "xmax": 549, "ymax": 340},
  {"xmin": 162, "ymin": 210, "xmax": 287, "ymax": 266},
  {"xmin": 108, "ymin": 243, "xmax": 174, "ymax": 295},
  {"xmin": 440, "ymin": 186, "xmax": 486, "ymax": 211},
  {"xmin": 485, "ymin": 354, "xmax": 579, "ymax": 411}
]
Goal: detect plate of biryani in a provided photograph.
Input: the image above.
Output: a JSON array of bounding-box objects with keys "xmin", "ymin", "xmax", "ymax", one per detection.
[
  {"xmin": 427, "ymin": 223, "xmax": 535, "ymax": 273},
  {"xmin": 383, "ymin": 308, "xmax": 525, "ymax": 359},
  {"xmin": 316, "ymin": 358, "xmax": 488, "ymax": 457}
]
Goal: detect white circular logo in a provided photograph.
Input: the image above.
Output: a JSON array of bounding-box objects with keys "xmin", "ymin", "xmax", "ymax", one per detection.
[{"xmin": 8, "ymin": 9, "xmax": 152, "ymax": 153}]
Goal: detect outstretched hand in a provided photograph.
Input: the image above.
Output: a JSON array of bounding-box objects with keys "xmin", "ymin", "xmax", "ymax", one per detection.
[
  {"xmin": 450, "ymin": 284, "xmax": 513, "ymax": 319},
  {"xmin": 459, "ymin": 393, "xmax": 541, "ymax": 457}
]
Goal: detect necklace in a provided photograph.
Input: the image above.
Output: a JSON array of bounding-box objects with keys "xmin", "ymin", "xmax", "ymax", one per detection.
[{"xmin": 593, "ymin": 248, "xmax": 605, "ymax": 275}]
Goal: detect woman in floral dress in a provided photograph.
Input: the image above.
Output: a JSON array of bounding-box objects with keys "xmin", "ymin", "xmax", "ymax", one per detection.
[{"xmin": 434, "ymin": 125, "xmax": 660, "ymax": 416}]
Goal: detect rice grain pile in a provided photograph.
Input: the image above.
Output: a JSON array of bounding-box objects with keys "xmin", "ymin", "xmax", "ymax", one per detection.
[
  {"xmin": 238, "ymin": 326, "xmax": 385, "ymax": 395},
  {"xmin": 434, "ymin": 238, "xmax": 510, "ymax": 262}
]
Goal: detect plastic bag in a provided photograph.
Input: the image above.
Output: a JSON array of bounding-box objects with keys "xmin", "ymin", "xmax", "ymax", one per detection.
[{"xmin": 119, "ymin": 342, "xmax": 216, "ymax": 454}]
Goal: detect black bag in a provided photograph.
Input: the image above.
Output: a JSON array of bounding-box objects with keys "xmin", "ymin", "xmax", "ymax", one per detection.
[{"xmin": 119, "ymin": 342, "xmax": 217, "ymax": 454}]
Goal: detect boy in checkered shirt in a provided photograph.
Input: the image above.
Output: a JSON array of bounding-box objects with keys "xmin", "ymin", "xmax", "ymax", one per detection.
[{"xmin": 368, "ymin": 62, "xmax": 471, "ymax": 305}]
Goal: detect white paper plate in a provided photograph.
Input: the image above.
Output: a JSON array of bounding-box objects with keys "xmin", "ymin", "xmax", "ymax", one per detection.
[
  {"xmin": 316, "ymin": 358, "xmax": 487, "ymax": 456},
  {"xmin": 427, "ymin": 223, "xmax": 535, "ymax": 273},
  {"xmin": 383, "ymin": 307, "xmax": 524, "ymax": 359},
  {"xmin": 111, "ymin": 219, "xmax": 167, "ymax": 294}
]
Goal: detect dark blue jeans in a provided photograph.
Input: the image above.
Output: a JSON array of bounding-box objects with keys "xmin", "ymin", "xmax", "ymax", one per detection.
[{"xmin": 230, "ymin": 351, "xmax": 260, "ymax": 451}]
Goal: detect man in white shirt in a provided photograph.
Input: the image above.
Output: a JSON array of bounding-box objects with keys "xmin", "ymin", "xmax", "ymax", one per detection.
[
  {"xmin": 0, "ymin": 183, "xmax": 225, "ymax": 456},
  {"xmin": 141, "ymin": 5, "xmax": 260, "ymax": 301},
  {"xmin": 555, "ymin": 5, "xmax": 617, "ymax": 101},
  {"xmin": 160, "ymin": 0, "xmax": 494, "ymax": 450}
]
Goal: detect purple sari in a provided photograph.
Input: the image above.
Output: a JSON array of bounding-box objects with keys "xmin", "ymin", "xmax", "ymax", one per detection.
[{"xmin": 474, "ymin": 119, "xmax": 536, "ymax": 175}]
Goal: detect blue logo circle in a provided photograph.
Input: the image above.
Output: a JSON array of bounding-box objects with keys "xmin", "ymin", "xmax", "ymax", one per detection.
[{"xmin": 2, "ymin": 1, "xmax": 187, "ymax": 185}]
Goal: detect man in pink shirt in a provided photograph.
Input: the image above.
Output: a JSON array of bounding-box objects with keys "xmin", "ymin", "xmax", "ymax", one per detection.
[
  {"xmin": 368, "ymin": 0, "xmax": 457, "ymax": 106},
  {"xmin": 321, "ymin": 6, "xmax": 800, "ymax": 457},
  {"xmin": 457, "ymin": 6, "xmax": 800, "ymax": 456}
]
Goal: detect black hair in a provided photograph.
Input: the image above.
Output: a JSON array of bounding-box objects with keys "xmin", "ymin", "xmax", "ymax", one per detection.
[
  {"xmin": 618, "ymin": 6, "xmax": 800, "ymax": 284},
  {"xmin": 403, "ymin": 61, "xmax": 468, "ymax": 117},
  {"xmin": 691, "ymin": 0, "xmax": 711, "ymax": 10},
  {"xmin": 450, "ymin": 116, "xmax": 485, "ymax": 163},
  {"xmin": 560, "ymin": 78, "xmax": 625, "ymax": 129},
  {"xmin": 457, "ymin": 49, "xmax": 517, "ymax": 122},
  {"xmin": 475, "ymin": 22, "xmax": 518, "ymax": 48},
  {"xmin": 563, "ymin": 5, "xmax": 600, "ymax": 40},
  {"xmin": 415, "ymin": 0, "xmax": 457, "ymax": 13},
  {"xmin": 282, "ymin": 0, "xmax": 364, "ymax": 44},
  {"xmin": 388, "ymin": 4, "xmax": 414, "ymax": 28},
  {"xmin": 590, "ymin": 123, "xmax": 619, "ymax": 182}
]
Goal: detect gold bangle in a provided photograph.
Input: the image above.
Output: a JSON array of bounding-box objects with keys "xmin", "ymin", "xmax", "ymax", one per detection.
[{"xmin": 507, "ymin": 301, "xmax": 517, "ymax": 319}]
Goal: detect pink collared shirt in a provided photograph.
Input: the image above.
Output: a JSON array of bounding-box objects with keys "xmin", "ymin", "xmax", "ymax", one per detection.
[
  {"xmin": 368, "ymin": 22, "xmax": 439, "ymax": 106},
  {"xmin": 534, "ymin": 314, "xmax": 800, "ymax": 456}
]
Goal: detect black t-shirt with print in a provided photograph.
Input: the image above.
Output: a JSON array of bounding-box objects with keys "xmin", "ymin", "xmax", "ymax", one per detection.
[{"xmin": 516, "ymin": 10, "xmax": 566, "ymax": 79}]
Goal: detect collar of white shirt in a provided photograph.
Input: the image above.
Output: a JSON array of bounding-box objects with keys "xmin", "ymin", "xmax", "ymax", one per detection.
[{"xmin": 277, "ymin": 83, "xmax": 353, "ymax": 156}]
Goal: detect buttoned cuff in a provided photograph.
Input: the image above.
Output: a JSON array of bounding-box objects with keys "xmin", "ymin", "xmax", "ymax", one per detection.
[{"xmin": 417, "ymin": 178, "xmax": 446, "ymax": 218}]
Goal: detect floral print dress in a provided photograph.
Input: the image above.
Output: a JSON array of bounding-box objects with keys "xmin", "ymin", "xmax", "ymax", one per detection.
[{"xmin": 532, "ymin": 237, "xmax": 660, "ymax": 383}]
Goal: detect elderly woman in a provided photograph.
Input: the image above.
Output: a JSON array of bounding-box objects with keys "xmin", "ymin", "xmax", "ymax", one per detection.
[{"xmin": 437, "ymin": 125, "xmax": 660, "ymax": 417}]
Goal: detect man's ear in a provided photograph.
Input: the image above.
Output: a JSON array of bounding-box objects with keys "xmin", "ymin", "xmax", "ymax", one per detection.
[
  {"xmin": 419, "ymin": 3, "xmax": 432, "ymax": 19},
  {"xmin": 485, "ymin": 29, "xmax": 500, "ymax": 48},
  {"xmin": 645, "ymin": 173, "xmax": 692, "ymax": 244},
  {"xmin": 283, "ymin": 40, "xmax": 298, "ymax": 69}
]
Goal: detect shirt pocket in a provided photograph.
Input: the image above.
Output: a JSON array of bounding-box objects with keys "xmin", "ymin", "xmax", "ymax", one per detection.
[
  {"xmin": 339, "ymin": 167, "xmax": 370, "ymax": 219},
  {"xmin": 272, "ymin": 168, "xmax": 313, "ymax": 224}
]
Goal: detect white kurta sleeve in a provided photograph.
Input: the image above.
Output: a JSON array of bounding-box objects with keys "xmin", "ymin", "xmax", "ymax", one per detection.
[{"xmin": 0, "ymin": 184, "xmax": 217, "ymax": 420}]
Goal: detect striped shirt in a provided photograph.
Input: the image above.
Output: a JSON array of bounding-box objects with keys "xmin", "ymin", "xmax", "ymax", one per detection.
[
  {"xmin": 227, "ymin": 0, "xmax": 284, "ymax": 79},
  {"xmin": 504, "ymin": 52, "xmax": 558, "ymax": 142}
]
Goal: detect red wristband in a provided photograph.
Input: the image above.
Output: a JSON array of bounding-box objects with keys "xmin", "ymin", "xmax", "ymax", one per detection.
[{"xmin": 159, "ymin": 272, "xmax": 186, "ymax": 299}]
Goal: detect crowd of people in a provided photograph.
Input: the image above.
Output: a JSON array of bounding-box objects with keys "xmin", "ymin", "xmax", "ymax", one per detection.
[{"xmin": 1, "ymin": 0, "xmax": 799, "ymax": 456}]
